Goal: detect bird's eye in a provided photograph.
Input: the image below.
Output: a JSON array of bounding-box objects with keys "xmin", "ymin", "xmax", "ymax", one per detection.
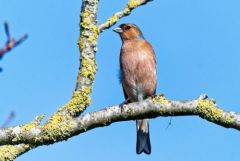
[{"xmin": 125, "ymin": 26, "xmax": 131, "ymax": 30}]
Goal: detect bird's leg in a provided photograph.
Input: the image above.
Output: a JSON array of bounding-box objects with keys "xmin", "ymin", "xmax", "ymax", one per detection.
[{"xmin": 119, "ymin": 98, "xmax": 131, "ymax": 113}]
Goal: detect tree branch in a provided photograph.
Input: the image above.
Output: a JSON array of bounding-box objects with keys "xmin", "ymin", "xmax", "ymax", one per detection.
[
  {"xmin": 1, "ymin": 0, "xmax": 237, "ymax": 160},
  {"xmin": 1, "ymin": 0, "xmax": 238, "ymax": 160},
  {"xmin": 99, "ymin": 0, "xmax": 152, "ymax": 32},
  {"xmin": 0, "ymin": 0, "xmax": 101, "ymax": 158},
  {"xmin": 0, "ymin": 144, "xmax": 32, "ymax": 161},
  {"xmin": 0, "ymin": 0, "xmax": 100, "ymax": 158},
  {"xmin": 0, "ymin": 116, "xmax": 43, "ymax": 161},
  {"xmin": 0, "ymin": 94, "xmax": 239, "ymax": 146},
  {"xmin": 0, "ymin": 0, "xmax": 153, "ymax": 160},
  {"xmin": 0, "ymin": 22, "xmax": 27, "ymax": 59}
]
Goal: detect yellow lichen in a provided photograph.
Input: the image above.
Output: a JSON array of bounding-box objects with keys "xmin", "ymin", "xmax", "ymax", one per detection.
[
  {"xmin": 20, "ymin": 115, "xmax": 44, "ymax": 132},
  {"xmin": 105, "ymin": 14, "xmax": 119, "ymax": 27},
  {"xmin": 80, "ymin": 10, "xmax": 90, "ymax": 18},
  {"xmin": 1, "ymin": 1, "xmax": 100, "ymax": 159},
  {"xmin": 42, "ymin": 87, "xmax": 92, "ymax": 142},
  {"xmin": 127, "ymin": 0, "xmax": 141, "ymax": 9},
  {"xmin": 88, "ymin": 35, "xmax": 97, "ymax": 44},
  {"xmin": 66, "ymin": 90, "xmax": 90, "ymax": 114},
  {"xmin": 78, "ymin": 34, "xmax": 85, "ymax": 51},
  {"xmin": 225, "ymin": 115, "xmax": 234, "ymax": 125},
  {"xmin": 89, "ymin": 24, "xmax": 100, "ymax": 34},
  {"xmin": 9, "ymin": 116, "xmax": 44, "ymax": 143},
  {"xmin": 48, "ymin": 87, "xmax": 92, "ymax": 125},
  {"xmin": 80, "ymin": 58, "xmax": 96, "ymax": 80},
  {"xmin": 29, "ymin": 0, "xmax": 98, "ymax": 147},
  {"xmin": 79, "ymin": 10, "xmax": 100, "ymax": 50},
  {"xmin": 152, "ymin": 95, "xmax": 169, "ymax": 104},
  {"xmin": 197, "ymin": 99, "xmax": 223, "ymax": 122},
  {"xmin": 87, "ymin": 24, "xmax": 100, "ymax": 45},
  {"xmin": 80, "ymin": 18, "xmax": 90, "ymax": 28},
  {"xmin": 123, "ymin": 8, "xmax": 131, "ymax": 14},
  {"xmin": 36, "ymin": 119, "xmax": 77, "ymax": 144},
  {"xmin": 80, "ymin": 10, "xmax": 91, "ymax": 28},
  {"xmin": 48, "ymin": 110, "xmax": 68, "ymax": 125},
  {"xmin": 0, "ymin": 144, "xmax": 31, "ymax": 161}
]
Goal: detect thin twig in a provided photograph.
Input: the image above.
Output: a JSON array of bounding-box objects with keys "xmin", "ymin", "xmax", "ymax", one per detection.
[
  {"xmin": 165, "ymin": 117, "xmax": 172, "ymax": 130},
  {"xmin": 0, "ymin": 21, "xmax": 28, "ymax": 59},
  {"xmin": 1, "ymin": 111, "xmax": 15, "ymax": 128}
]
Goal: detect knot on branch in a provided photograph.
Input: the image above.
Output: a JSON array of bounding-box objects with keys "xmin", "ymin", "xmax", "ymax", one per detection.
[{"xmin": 198, "ymin": 94, "xmax": 208, "ymax": 100}]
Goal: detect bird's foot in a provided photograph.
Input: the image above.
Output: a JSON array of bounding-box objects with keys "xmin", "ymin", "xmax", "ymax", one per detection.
[{"xmin": 119, "ymin": 98, "xmax": 130, "ymax": 113}]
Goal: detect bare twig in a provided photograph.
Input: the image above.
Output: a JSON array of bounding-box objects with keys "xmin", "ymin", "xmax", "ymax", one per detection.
[
  {"xmin": 165, "ymin": 117, "xmax": 172, "ymax": 130},
  {"xmin": 0, "ymin": 22, "xmax": 28, "ymax": 59},
  {"xmin": 1, "ymin": 111, "xmax": 15, "ymax": 128}
]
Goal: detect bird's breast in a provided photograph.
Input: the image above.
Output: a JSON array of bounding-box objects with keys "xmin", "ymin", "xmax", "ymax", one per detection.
[{"xmin": 120, "ymin": 40, "xmax": 156, "ymax": 102}]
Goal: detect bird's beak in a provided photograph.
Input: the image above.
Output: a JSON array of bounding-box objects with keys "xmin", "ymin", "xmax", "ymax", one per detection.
[{"xmin": 113, "ymin": 27, "xmax": 123, "ymax": 33}]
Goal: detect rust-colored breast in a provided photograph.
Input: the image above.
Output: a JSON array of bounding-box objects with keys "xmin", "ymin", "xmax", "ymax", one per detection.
[{"xmin": 120, "ymin": 39, "xmax": 157, "ymax": 102}]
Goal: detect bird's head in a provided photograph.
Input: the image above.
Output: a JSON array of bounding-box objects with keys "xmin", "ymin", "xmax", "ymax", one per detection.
[{"xmin": 113, "ymin": 23, "xmax": 144, "ymax": 41}]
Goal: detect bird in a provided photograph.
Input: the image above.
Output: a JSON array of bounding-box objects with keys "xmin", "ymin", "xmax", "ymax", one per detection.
[{"xmin": 113, "ymin": 23, "xmax": 157, "ymax": 155}]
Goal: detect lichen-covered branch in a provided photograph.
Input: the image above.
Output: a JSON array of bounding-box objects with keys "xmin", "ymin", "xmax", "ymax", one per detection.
[
  {"xmin": 0, "ymin": 0, "xmax": 101, "ymax": 159},
  {"xmin": 0, "ymin": 116, "xmax": 43, "ymax": 161},
  {"xmin": 0, "ymin": 0, "xmax": 153, "ymax": 160},
  {"xmin": 1, "ymin": 0, "xmax": 238, "ymax": 160},
  {"xmin": 0, "ymin": 94, "xmax": 239, "ymax": 146},
  {"xmin": 99, "ymin": 0, "xmax": 152, "ymax": 32},
  {"xmin": 48, "ymin": 0, "xmax": 100, "ymax": 124},
  {"xmin": 0, "ymin": 144, "xmax": 32, "ymax": 161}
]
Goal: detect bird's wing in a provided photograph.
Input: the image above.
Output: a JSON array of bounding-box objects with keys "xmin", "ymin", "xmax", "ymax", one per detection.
[{"xmin": 122, "ymin": 84, "xmax": 129, "ymax": 100}]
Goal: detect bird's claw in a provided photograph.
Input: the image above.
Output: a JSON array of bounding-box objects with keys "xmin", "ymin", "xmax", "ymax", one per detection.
[{"xmin": 119, "ymin": 98, "xmax": 130, "ymax": 113}]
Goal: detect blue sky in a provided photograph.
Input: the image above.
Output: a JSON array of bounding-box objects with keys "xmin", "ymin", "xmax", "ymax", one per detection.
[{"xmin": 1, "ymin": 0, "xmax": 240, "ymax": 160}]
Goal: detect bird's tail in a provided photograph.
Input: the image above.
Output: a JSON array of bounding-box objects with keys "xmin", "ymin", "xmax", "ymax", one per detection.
[{"xmin": 136, "ymin": 119, "xmax": 151, "ymax": 154}]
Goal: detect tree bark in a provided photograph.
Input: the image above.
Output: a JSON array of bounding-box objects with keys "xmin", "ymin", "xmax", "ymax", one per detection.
[{"xmin": 0, "ymin": 0, "xmax": 152, "ymax": 160}]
